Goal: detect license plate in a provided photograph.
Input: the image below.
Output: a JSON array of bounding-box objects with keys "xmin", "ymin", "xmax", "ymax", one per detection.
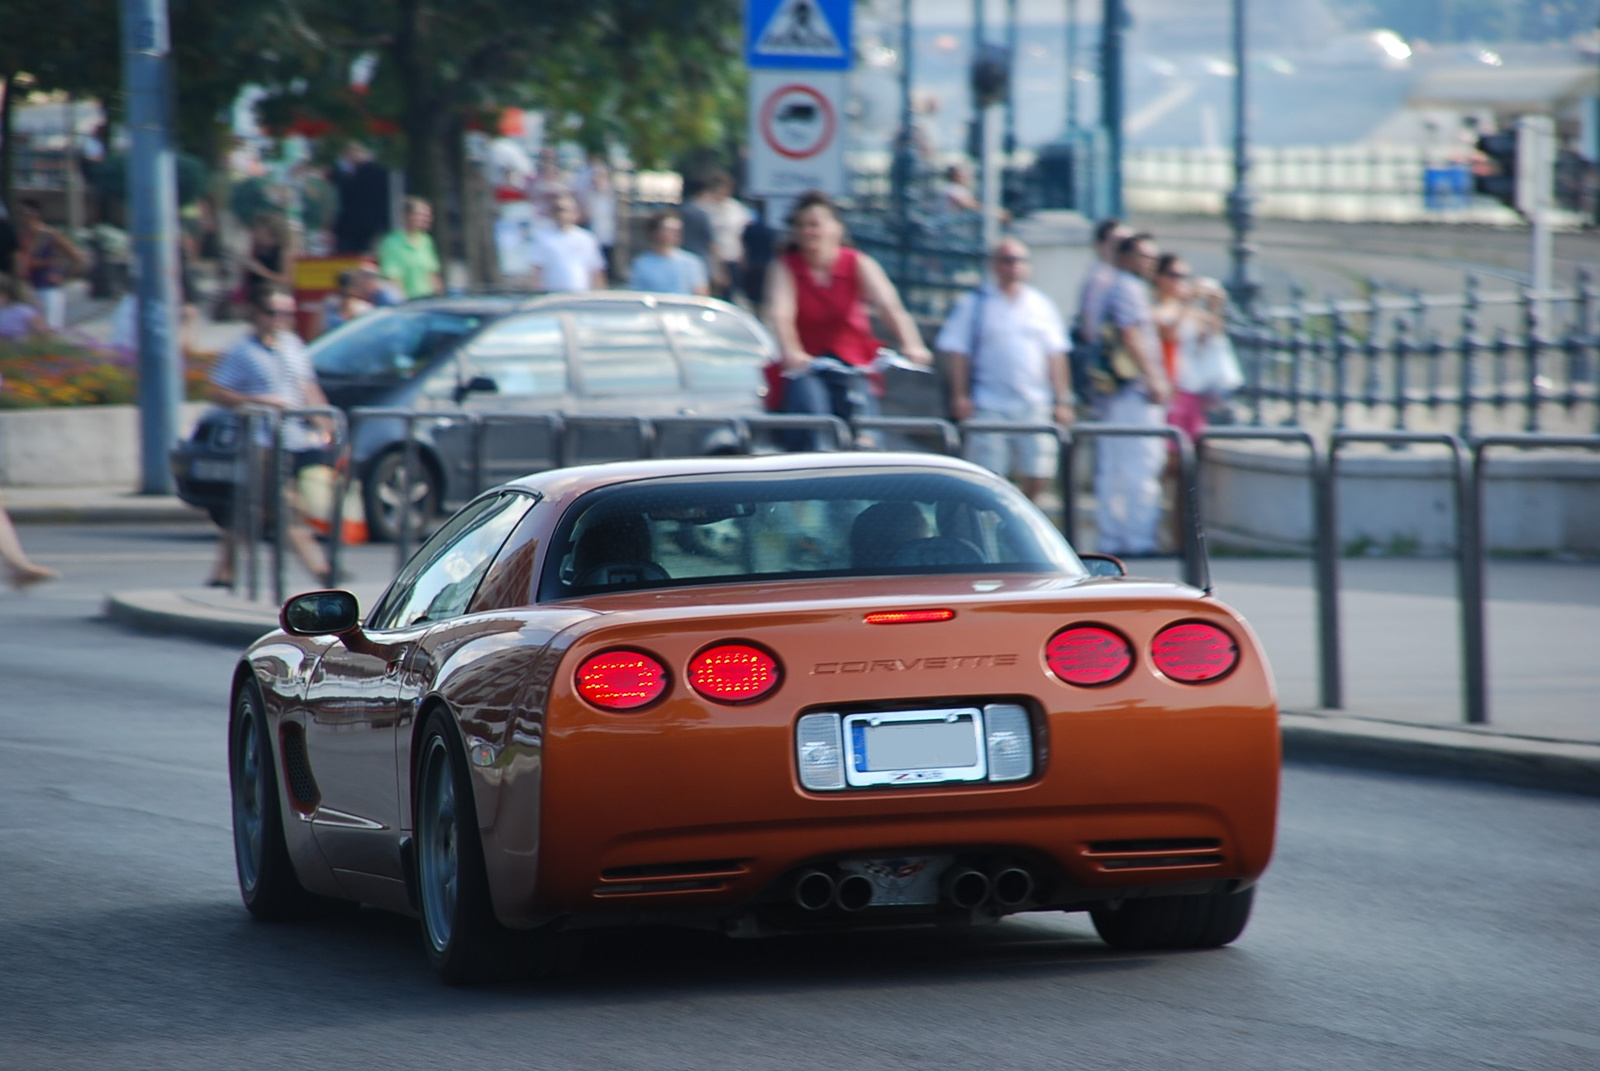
[
  {"xmin": 191, "ymin": 459, "xmax": 236, "ymax": 482},
  {"xmin": 843, "ymin": 708, "xmax": 987, "ymax": 788}
]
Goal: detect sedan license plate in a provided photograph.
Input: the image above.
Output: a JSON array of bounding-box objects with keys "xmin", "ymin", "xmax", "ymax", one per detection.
[
  {"xmin": 190, "ymin": 458, "xmax": 236, "ymax": 483},
  {"xmin": 843, "ymin": 708, "xmax": 987, "ymax": 788}
]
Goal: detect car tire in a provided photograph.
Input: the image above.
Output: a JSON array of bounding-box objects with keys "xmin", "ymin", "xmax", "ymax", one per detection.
[
  {"xmin": 1090, "ymin": 885, "xmax": 1255, "ymax": 951},
  {"xmin": 363, "ymin": 448, "xmax": 440, "ymax": 545},
  {"xmin": 229, "ymin": 679, "xmax": 334, "ymax": 921},
  {"xmin": 414, "ymin": 709, "xmax": 580, "ymax": 984}
]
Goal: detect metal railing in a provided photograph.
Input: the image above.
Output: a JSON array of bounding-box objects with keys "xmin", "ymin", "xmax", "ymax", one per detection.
[
  {"xmin": 235, "ymin": 406, "xmax": 1595, "ymax": 728},
  {"xmin": 230, "ymin": 405, "xmax": 349, "ymax": 606},
  {"xmin": 1232, "ymin": 270, "xmax": 1600, "ymax": 437}
]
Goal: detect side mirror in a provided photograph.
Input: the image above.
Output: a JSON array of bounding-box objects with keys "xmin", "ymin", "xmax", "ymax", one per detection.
[
  {"xmin": 453, "ymin": 374, "xmax": 498, "ymax": 404},
  {"xmin": 1078, "ymin": 553, "xmax": 1126, "ymax": 578},
  {"xmin": 281, "ymin": 590, "xmax": 361, "ymax": 636}
]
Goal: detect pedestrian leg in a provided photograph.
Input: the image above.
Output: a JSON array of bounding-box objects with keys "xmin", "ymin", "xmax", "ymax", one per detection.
[{"xmin": 0, "ymin": 498, "xmax": 57, "ymax": 589}]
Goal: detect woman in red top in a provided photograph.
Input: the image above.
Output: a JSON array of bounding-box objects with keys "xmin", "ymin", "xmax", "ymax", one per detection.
[{"xmin": 763, "ymin": 191, "xmax": 930, "ymax": 448}]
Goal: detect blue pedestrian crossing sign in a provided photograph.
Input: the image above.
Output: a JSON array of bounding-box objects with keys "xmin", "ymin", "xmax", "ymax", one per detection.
[{"xmin": 745, "ymin": 0, "xmax": 852, "ymax": 71}]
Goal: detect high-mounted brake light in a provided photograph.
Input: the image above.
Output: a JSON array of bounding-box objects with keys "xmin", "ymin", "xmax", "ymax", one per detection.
[
  {"xmin": 575, "ymin": 650, "xmax": 668, "ymax": 710},
  {"xmin": 1151, "ymin": 622, "xmax": 1239, "ymax": 683},
  {"xmin": 1045, "ymin": 625, "xmax": 1133, "ymax": 686},
  {"xmin": 864, "ymin": 609, "xmax": 955, "ymax": 625},
  {"xmin": 689, "ymin": 643, "xmax": 780, "ymax": 703}
]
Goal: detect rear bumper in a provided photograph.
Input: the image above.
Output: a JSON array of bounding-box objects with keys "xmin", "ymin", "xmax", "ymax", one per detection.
[{"xmin": 480, "ymin": 715, "xmax": 1279, "ymax": 927}]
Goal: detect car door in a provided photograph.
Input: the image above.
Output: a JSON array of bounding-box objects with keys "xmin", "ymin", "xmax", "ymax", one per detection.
[
  {"xmin": 658, "ymin": 301, "xmax": 773, "ymax": 456},
  {"xmin": 567, "ymin": 303, "xmax": 685, "ymax": 462},
  {"xmin": 441, "ymin": 312, "xmax": 572, "ymax": 488},
  {"xmin": 301, "ymin": 491, "xmax": 535, "ymax": 899}
]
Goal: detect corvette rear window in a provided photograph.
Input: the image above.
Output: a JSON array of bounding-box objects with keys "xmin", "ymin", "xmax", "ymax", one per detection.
[{"xmin": 541, "ymin": 468, "xmax": 1082, "ymax": 599}]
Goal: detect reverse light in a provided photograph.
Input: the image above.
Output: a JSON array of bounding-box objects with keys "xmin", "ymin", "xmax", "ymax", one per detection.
[
  {"xmin": 575, "ymin": 650, "xmax": 668, "ymax": 710},
  {"xmin": 1045, "ymin": 625, "xmax": 1133, "ymax": 686},
  {"xmin": 796, "ymin": 713, "xmax": 845, "ymax": 790},
  {"xmin": 864, "ymin": 609, "xmax": 955, "ymax": 625},
  {"xmin": 983, "ymin": 704, "xmax": 1034, "ymax": 782},
  {"xmin": 689, "ymin": 643, "xmax": 780, "ymax": 703},
  {"xmin": 1151, "ymin": 622, "xmax": 1239, "ymax": 683}
]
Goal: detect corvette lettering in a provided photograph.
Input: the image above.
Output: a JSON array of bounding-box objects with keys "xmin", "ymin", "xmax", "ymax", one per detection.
[{"xmin": 811, "ymin": 654, "xmax": 1019, "ymax": 674}]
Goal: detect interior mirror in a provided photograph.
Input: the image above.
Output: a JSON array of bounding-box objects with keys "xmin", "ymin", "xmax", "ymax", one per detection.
[
  {"xmin": 281, "ymin": 590, "xmax": 360, "ymax": 635},
  {"xmin": 1078, "ymin": 553, "xmax": 1126, "ymax": 578}
]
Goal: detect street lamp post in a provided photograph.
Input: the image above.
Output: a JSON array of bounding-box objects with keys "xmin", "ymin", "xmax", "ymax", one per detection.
[
  {"xmin": 972, "ymin": 0, "xmax": 988, "ymax": 207},
  {"xmin": 1003, "ymin": 0, "xmax": 1018, "ymax": 157},
  {"xmin": 1226, "ymin": 0, "xmax": 1259, "ymax": 314},
  {"xmin": 120, "ymin": 0, "xmax": 184, "ymax": 494},
  {"xmin": 1099, "ymin": 0, "xmax": 1125, "ymax": 217},
  {"xmin": 1065, "ymin": 0, "xmax": 1079, "ymax": 134},
  {"xmin": 893, "ymin": 0, "xmax": 916, "ymax": 283}
]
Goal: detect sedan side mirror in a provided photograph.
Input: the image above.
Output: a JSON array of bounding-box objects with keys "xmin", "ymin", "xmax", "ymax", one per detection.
[
  {"xmin": 281, "ymin": 590, "xmax": 361, "ymax": 636},
  {"xmin": 1078, "ymin": 553, "xmax": 1126, "ymax": 578},
  {"xmin": 454, "ymin": 374, "xmax": 499, "ymax": 404}
]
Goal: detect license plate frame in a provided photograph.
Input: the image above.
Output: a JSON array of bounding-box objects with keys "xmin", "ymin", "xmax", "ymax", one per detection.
[{"xmin": 842, "ymin": 707, "xmax": 987, "ymax": 788}]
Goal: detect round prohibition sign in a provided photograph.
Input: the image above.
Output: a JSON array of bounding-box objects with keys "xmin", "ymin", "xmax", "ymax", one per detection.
[{"xmin": 758, "ymin": 83, "xmax": 837, "ymax": 160}]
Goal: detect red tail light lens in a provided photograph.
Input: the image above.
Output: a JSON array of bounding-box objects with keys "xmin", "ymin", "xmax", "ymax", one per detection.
[
  {"xmin": 1045, "ymin": 625, "xmax": 1133, "ymax": 686},
  {"xmin": 575, "ymin": 650, "xmax": 668, "ymax": 710},
  {"xmin": 689, "ymin": 643, "xmax": 780, "ymax": 703},
  {"xmin": 1151, "ymin": 622, "xmax": 1239, "ymax": 683}
]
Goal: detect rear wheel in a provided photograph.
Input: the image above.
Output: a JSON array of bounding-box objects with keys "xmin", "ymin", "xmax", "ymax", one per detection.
[
  {"xmin": 230, "ymin": 679, "xmax": 329, "ymax": 920},
  {"xmin": 363, "ymin": 448, "xmax": 440, "ymax": 544},
  {"xmin": 414, "ymin": 709, "xmax": 579, "ymax": 984},
  {"xmin": 1090, "ymin": 885, "xmax": 1256, "ymax": 951}
]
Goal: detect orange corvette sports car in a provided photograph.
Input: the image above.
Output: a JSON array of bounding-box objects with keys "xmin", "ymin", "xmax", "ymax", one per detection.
[{"xmin": 229, "ymin": 453, "xmax": 1279, "ymax": 983}]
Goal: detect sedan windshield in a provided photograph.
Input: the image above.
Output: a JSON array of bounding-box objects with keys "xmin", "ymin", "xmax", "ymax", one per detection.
[
  {"xmin": 541, "ymin": 468, "xmax": 1082, "ymax": 599},
  {"xmin": 310, "ymin": 308, "xmax": 491, "ymax": 381}
]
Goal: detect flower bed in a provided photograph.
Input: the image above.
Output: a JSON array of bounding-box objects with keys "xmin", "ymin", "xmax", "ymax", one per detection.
[{"xmin": 0, "ymin": 338, "xmax": 216, "ymax": 409}]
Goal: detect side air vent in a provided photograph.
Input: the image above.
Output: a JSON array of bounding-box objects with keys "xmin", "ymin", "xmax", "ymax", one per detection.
[
  {"xmin": 599, "ymin": 859, "xmax": 750, "ymax": 881},
  {"xmin": 594, "ymin": 858, "xmax": 750, "ymax": 897},
  {"xmin": 1083, "ymin": 838, "xmax": 1225, "ymax": 872},
  {"xmin": 279, "ymin": 723, "xmax": 321, "ymax": 813}
]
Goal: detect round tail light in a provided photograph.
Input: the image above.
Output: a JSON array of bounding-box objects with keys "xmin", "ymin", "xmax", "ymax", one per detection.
[
  {"xmin": 1045, "ymin": 625, "xmax": 1133, "ymax": 686},
  {"xmin": 688, "ymin": 643, "xmax": 780, "ymax": 703},
  {"xmin": 1151, "ymin": 622, "xmax": 1239, "ymax": 683},
  {"xmin": 575, "ymin": 650, "xmax": 668, "ymax": 710}
]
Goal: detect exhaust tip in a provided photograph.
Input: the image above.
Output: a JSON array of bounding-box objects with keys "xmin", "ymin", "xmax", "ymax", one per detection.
[
  {"xmin": 793, "ymin": 869, "xmax": 836, "ymax": 911},
  {"xmin": 991, "ymin": 866, "xmax": 1035, "ymax": 907},
  {"xmin": 945, "ymin": 868, "xmax": 991, "ymax": 909},
  {"xmin": 834, "ymin": 873, "xmax": 875, "ymax": 912}
]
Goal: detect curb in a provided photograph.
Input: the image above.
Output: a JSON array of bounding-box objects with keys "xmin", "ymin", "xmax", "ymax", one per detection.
[
  {"xmin": 103, "ymin": 590, "xmax": 276, "ymax": 648},
  {"xmin": 1281, "ymin": 711, "xmax": 1600, "ymax": 798},
  {"xmin": 8, "ymin": 497, "xmax": 208, "ymax": 525}
]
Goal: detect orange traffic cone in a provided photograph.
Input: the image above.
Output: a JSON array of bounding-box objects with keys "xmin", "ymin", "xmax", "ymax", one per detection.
[{"xmin": 336, "ymin": 480, "xmax": 368, "ymax": 545}]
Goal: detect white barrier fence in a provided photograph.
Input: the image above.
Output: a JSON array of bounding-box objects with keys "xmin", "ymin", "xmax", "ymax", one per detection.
[{"xmin": 1124, "ymin": 145, "xmax": 1539, "ymax": 225}]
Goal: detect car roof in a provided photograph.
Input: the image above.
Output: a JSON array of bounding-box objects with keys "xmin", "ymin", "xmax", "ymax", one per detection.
[
  {"xmin": 506, "ymin": 452, "xmax": 997, "ymax": 510},
  {"xmin": 519, "ymin": 290, "xmax": 755, "ymax": 316}
]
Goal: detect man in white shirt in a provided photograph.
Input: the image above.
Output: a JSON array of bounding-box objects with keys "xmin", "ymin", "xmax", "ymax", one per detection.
[
  {"xmin": 937, "ymin": 238, "xmax": 1073, "ymax": 504},
  {"xmin": 527, "ymin": 193, "xmax": 606, "ymax": 293}
]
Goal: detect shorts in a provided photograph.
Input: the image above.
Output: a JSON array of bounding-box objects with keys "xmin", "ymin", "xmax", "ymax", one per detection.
[{"xmin": 963, "ymin": 405, "xmax": 1059, "ymax": 480}]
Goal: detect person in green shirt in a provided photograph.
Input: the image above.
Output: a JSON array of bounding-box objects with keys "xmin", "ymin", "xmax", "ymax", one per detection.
[{"xmin": 378, "ymin": 196, "xmax": 442, "ymax": 299}]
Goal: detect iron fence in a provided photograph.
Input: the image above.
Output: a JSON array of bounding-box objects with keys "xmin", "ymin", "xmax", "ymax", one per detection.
[
  {"xmin": 232, "ymin": 406, "xmax": 1597, "ymax": 728},
  {"xmin": 1231, "ymin": 270, "xmax": 1600, "ymax": 437}
]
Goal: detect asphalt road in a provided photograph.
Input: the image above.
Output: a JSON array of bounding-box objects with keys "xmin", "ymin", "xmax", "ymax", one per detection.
[{"xmin": 3, "ymin": 522, "xmax": 1599, "ymax": 1070}]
